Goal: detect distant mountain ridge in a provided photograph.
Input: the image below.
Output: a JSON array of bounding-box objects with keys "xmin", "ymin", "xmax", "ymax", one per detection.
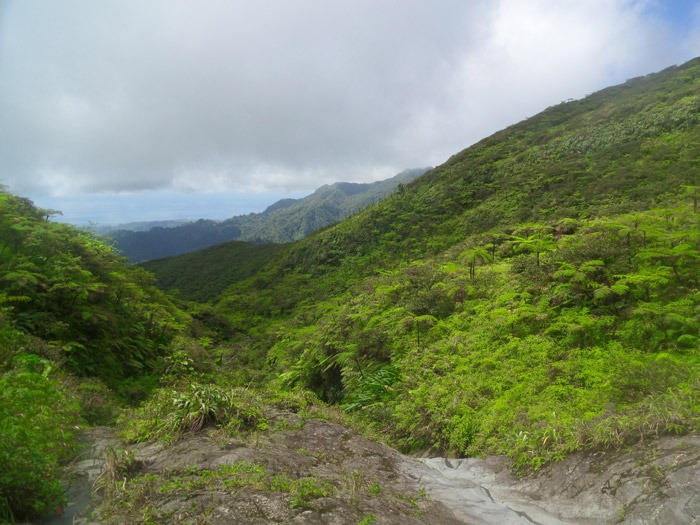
[
  {"xmin": 96, "ymin": 219, "xmax": 190, "ymax": 235},
  {"xmin": 107, "ymin": 168, "xmax": 429, "ymax": 261}
]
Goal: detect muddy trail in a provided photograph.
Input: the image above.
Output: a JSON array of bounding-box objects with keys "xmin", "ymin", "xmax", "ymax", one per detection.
[{"xmin": 33, "ymin": 414, "xmax": 700, "ymax": 524}]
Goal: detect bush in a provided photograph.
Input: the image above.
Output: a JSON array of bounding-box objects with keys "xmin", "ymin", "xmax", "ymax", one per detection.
[
  {"xmin": 75, "ymin": 377, "xmax": 121, "ymax": 425},
  {"xmin": 118, "ymin": 382, "xmax": 266, "ymax": 444},
  {"xmin": 0, "ymin": 363, "xmax": 81, "ymax": 521}
]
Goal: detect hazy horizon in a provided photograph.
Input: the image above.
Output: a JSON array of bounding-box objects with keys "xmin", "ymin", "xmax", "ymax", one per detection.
[{"xmin": 28, "ymin": 188, "xmax": 310, "ymax": 227}]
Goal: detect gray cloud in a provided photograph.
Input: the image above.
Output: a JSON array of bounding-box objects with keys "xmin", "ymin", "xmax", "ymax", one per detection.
[{"xmin": 1, "ymin": 0, "xmax": 698, "ymax": 209}]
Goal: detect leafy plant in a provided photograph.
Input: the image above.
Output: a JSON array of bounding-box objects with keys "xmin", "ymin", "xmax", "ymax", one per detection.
[
  {"xmin": 0, "ymin": 366, "xmax": 81, "ymax": 520},
  {"xmin": 118, "ymin": 382, "xmax": 266, "ymax": 444}
]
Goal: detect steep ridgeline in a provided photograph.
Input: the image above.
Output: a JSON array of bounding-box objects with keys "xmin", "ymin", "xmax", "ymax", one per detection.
[
  {"xmin": 95, "ymin": 219, "xmax": 190, "ymax": 236},
  {"xmin": 155, "ymin": 58, "xmax": 700, "ymax": 306},
  {"xmin": 203, "ymin": 58, "xmax": 700, "ymax": 470},
  {"xmin": 108, "ymin": 168, "xmax": 429, "ymax": 262}
]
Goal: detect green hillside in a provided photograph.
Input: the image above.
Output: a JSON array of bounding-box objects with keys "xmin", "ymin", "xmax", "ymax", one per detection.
[
  {"xmin": 0, "ymin": 191, "xmax": 198, "ymax": 520},
  {"xmin": 211, "ymin": 58, "xmax": 700, "ymax": 321},
  {"xmin": 141, "ymin": 241, "xmax": 289, "ymax": 302},
  {"xmin": 204, "ymin": 58, "xmax": 700, "ymax": 466}
]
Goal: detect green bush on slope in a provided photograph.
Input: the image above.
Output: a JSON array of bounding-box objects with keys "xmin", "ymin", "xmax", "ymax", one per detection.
[
  {"xmin": 0, "ymin": 352, "xmax": 81, "ymax": 521},
  {"xmin": 0, "ymin": 190, "xmax": 191, "ymax": 394},
  {"xmin": 270, "ymin": 202, "xmax": 700, "ymax": 469}
]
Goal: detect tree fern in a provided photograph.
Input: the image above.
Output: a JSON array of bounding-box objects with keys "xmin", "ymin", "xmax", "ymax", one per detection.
[{"xmin": 343, "ymin": 364, "xmax": 401, "ymax": 412}]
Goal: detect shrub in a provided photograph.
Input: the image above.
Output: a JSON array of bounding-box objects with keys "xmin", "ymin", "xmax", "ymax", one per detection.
[
  {"xmin": 0, "ymin": 364, "xmax": 81, "ymax": 521},
  {"xmin": 118, "ymin": 382, "xmax": 266, "ymax": 444},
  {"xmin": 73, "ymin": 377, "xmax": 121, "ymax": 425}
]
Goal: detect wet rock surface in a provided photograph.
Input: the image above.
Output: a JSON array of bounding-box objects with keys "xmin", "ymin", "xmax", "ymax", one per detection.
[
  {"xmin": 40, "ymin": 417, "xmax": 700, "ymax": 524},
  {"xmin": 37, "ymin": 427, "xmax": 120, "ymax": 525},
  {"xmin": 412, "ymin": 434, "xmax": 700, "ymax": 524}
]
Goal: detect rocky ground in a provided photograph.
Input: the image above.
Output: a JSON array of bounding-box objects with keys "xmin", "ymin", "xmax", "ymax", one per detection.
[
  {"xmin": 37, "ymin": 427, "xmax": 121, "ymax": 525},
  {"xmin": 37, "ymin": 412, "xmax": 700, "ymax": 524},
  {"xmin": 412, "ymin": 434, "xmax": 700, "ymax": 524}
]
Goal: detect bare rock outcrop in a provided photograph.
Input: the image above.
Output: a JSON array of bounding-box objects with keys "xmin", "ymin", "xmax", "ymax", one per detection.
[
  {"xmin": 39, "ymin": 415, "xmax": 700, "ymax": 524},
  {"xmin": 413, "ymin": 434, "xmax": 700, "ymax": 524}
]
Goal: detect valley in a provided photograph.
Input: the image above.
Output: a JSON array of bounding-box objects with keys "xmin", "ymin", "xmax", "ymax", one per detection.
[{"xmin": 2, "ymin": 57, "xmax": 700, "ymax": 524}]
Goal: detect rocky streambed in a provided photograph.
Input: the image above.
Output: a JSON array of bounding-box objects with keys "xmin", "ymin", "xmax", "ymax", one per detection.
[
  {"xmin": 39, "ymin": 413, "xmax": 700, "ymax": 524},
  {"xmin": 36, "ymin": 427, "xmax": 121, "ymax": 525},
  {"xmin": 410, "ymin": 434, "xmax": 700, "ymax": 524}
]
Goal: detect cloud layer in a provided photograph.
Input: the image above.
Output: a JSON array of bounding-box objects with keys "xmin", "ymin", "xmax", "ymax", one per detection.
[{"xmin": 1, "ymin": 0, "xmax": 699, "ymax": 204}]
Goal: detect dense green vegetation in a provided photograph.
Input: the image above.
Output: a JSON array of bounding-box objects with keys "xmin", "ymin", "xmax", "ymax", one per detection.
[
  {"xmin": 268, "ymin": 202, "xmax": 700, "ymax": 468},
  {"xmin": 205, "ymin": 58, "xmax": 700, "ymax": 467},
  {"xmin": 2, "ymin": 58, "xmax": 700, "ymax": 522},
  {"xmin": 0, "ymin": 191, "xmax": 198, "ymax": 521},
  {"xmin": 109, "ymin": 168, "xmax": 427, "ymax": 262},
  {"xmin": 141, "ymin": 241, "xmax": 289, "ymax": 302},
  {"xmin": 0, "ymin": 193, "xmax": 189, "ymax": 389}
]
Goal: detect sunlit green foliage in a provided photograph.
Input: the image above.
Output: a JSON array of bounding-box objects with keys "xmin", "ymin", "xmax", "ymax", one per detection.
[
  {"xmin": 0, "ymin": 191, "xmax": 188, "ymax": 389},
  {"xmin": 198, "ymin": 58, "xmax": 700, "ymax": 471},
  {"xmin": 266, "ymin": 203, "xmax": 700, "ymax": 469}
]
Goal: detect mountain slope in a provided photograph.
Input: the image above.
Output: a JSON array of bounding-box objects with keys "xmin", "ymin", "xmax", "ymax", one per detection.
[
  {"xmin": 141, "ymin": 241, "xmax": 289, "ymax": 302},
  {"xmin": 235, "ymin": 167, "xmax": 430, "ymax": 242},
  {"xmin": 203, "ymin": 58, "xmax": 700, "ymax": 318},
  {"xmin": 109, "ymin": 168, "xmax": 428, "ymax": 262},
  {"xmin": 200, "ymin": 57, "xmax": 700, "ymax": 469},
  {"xmin": 7, "ymin": 57, "xmax": 699, "ymax": 523}
]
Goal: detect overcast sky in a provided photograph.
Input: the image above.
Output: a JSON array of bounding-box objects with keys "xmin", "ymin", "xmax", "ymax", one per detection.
[{"xmin": 2, "ymin": 1, "xmax": 700, "ymax": 225}]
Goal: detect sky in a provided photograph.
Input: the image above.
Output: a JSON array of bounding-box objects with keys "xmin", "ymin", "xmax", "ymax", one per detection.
[{"xmin": 1, "ymin": 0, "xmax": 700, "ymax": 225}]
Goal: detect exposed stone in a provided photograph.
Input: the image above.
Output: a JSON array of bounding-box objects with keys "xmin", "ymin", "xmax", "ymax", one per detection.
[
  {"xmin": 37, "ymin": 426, "xmax": 120, "ymax": 525},
  {"xmin": 414, "ymin": 434, "xmax": 700, "ymax": 524},
  {"xmin": 39, "ymin": 417, "xmax": 700, "ymax": 524}
]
